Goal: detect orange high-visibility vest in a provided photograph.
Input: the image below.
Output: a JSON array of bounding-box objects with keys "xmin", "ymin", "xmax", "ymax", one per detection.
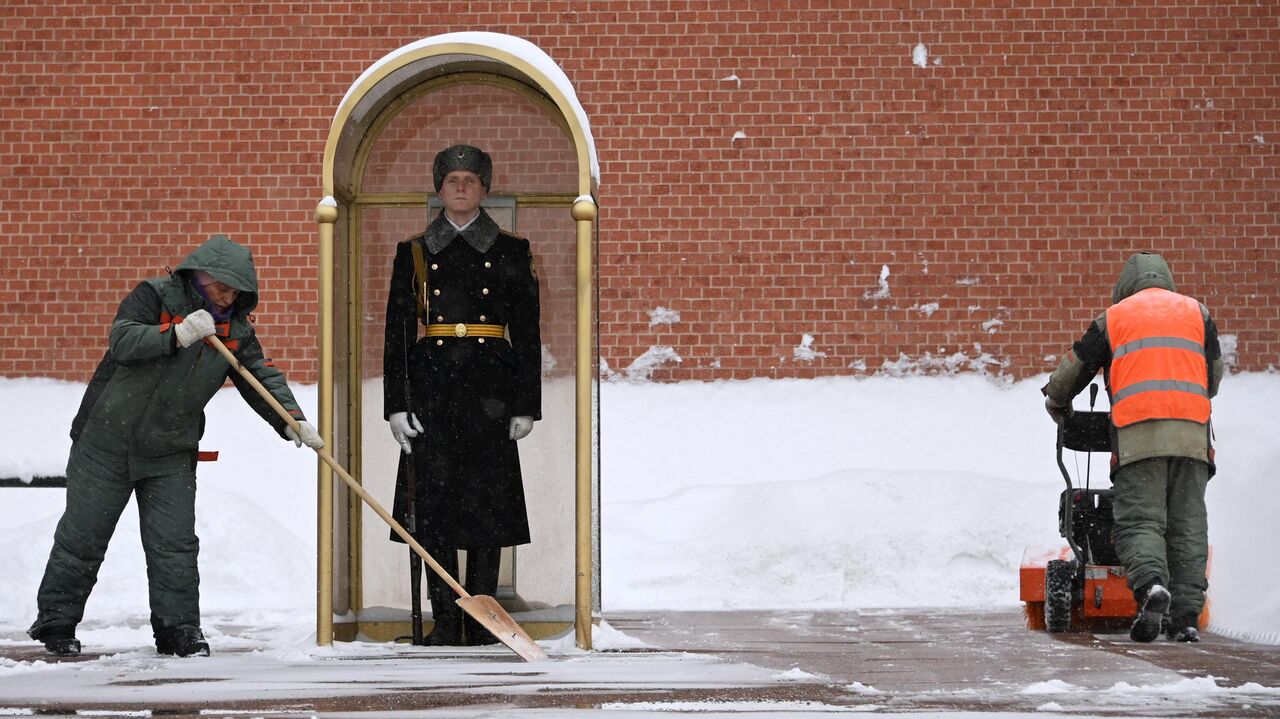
[{"xmin": 1106, "ymin": 288, "xmax": 1210, "ymax": 427}]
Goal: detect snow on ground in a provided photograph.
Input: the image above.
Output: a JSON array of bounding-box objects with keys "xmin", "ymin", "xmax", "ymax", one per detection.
[
  {"xmin": 0, "ymin": 624, "xmax": 783, "ymax": 706},
  {"xmin": 0, "ymin": 372, "xmax": 1277, "ymax": 714},
  {"xmin": 598, "ymin": 372, "xmax": 1280, "ymax": 643}
]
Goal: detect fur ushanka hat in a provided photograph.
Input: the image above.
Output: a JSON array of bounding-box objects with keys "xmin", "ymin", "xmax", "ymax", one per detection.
[{"xmin": 432, "ymin": 144, "xmax": 492, "ymax": 192}]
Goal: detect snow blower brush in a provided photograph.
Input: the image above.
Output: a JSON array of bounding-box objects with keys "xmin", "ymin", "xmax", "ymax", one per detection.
[
  {"xmin": 1019, "ymin": 384, "xmax": 1210, "ymax": 634},
  {"xmin": 207, "ymin": 335, "xmax": 547, "ymax": 662}
]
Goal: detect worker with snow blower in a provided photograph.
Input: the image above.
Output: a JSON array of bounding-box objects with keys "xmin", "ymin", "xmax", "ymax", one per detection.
[
  {"xmin": 27, "ymin": 235, "xmax": 323, "ymax": 659},
  {"xmin": 382, "ymin": 144, "xmax": 541, "ymax": 646},
  {"xmin": 1043, "ymin": 251, "xmax": 1224, "ymax": 643}
]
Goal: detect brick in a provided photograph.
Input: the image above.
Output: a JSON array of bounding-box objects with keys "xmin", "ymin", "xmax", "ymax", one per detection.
[{"xmin": 1, "ymin": 1, "xmax": 1276, "ymax": 382}]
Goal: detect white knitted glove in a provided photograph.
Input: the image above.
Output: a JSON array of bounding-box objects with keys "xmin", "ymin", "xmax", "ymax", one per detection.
[
  {"xmin": 285, "ymin": 420, "xmax": 324, "ymax": 449},
  {"xmin": 389, "ymin": 412, "xmax": 423, "ymax": 454},
  {"xmin": 174, "ymin": 309, "xmax": 216, "ymax": 348},
  {"xmin": 509, "ymin": 416, "xmax": 534, "ymax": 441}
]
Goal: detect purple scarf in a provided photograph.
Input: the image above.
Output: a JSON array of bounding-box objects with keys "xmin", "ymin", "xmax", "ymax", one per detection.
[{"xmin": 193, "ymin": 281, "xmax": 235, "ymax": 323}]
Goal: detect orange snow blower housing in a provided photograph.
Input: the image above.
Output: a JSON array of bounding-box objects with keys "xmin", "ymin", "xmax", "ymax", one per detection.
[{"xmin": 1020, "ymin": 390, "xmax": 1210, "ymax": 633}]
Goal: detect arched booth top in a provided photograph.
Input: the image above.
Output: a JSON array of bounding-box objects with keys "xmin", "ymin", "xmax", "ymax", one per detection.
[{"xmin": 323, "ymin": 32, "xmax": 599, "ymax": 201}]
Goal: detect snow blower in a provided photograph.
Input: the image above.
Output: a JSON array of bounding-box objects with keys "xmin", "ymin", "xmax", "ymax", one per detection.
[
  {"xmin": 1019, "ymin": 383, "xmax": 1211, "ymax": 634},
  {"xmin": 206, "ymin": 335, "xmax": 546, "ymax": 661}
]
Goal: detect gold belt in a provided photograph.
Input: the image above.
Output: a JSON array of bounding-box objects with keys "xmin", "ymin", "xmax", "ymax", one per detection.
[{"xmin": 424, "ymin": 323, "xmax": 506, "ymax": 339}]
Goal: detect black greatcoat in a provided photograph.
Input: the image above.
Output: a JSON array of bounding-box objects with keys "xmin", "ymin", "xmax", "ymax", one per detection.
[{"xmin": 383, "ymin": 208, "xmax": 541, "ymax": 548}]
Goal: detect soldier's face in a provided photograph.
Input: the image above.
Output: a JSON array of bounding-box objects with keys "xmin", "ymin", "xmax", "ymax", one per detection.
[{"xmin": 439, "ymin": 170, "xmax": 487, "ymax": 216}]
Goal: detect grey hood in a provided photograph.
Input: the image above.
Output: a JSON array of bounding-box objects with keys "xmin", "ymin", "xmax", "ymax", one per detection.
[{"xmin": 1112, "ymin": 252, "xmax": 1176, "ymax": 303}]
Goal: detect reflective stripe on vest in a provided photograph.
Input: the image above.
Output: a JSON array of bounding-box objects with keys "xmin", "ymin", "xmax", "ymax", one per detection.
[{"xmin": 1106, "ymin": 288, "xmax": 1209, "ymax": 427}]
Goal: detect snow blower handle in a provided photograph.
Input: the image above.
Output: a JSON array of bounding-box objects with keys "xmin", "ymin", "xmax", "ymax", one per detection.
[
  {"xmin": 203, "ymin": 335, "xmax": 468, "ymax": 599},
  {"xmin": 1085, "ymin": 382, "xmax": 1099, "ymax": 489}
]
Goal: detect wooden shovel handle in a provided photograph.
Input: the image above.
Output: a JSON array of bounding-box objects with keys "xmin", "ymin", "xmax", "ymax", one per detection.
[{"xmin": 204, "ymin": 335, "xmax": 469, "ymax": 599}]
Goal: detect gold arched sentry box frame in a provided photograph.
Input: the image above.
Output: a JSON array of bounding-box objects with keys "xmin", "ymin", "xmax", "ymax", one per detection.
[{"xmin": 314, "ymin": 33, "xmax": 600, "ymax": 650}]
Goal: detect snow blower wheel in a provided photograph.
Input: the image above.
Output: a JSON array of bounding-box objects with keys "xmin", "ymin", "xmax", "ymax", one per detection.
[{"xmin": 1044, "ymin": 558, "xmax": 1077, "ymax": 633}]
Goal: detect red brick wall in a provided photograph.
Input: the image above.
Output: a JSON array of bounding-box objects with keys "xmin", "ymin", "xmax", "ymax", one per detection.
[{"xmin": 2, "ymin": 1, "xmax": 1276, "ymax": 384}]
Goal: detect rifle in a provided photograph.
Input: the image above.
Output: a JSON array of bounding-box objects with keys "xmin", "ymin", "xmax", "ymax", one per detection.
[{"xmin": 401, "ymin": 331, "xmax": 424, "ymax": 645}]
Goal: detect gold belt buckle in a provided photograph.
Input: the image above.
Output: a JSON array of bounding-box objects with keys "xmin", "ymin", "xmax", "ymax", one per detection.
[{"xmin": 453, "ymin": 323, "xmax": 468, "ymax": 338}]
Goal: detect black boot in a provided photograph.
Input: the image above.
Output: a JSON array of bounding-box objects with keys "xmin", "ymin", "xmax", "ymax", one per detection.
[
  {"xmin": 1165, "ymin": 614, "xmax": 1201, "ymax": 642},
  {"xmin": 35, "ymin": 626, "xmax": 81, "ymax": 657},
  {"xmin": 1130, "ymin": 584, "xmax": 1171, "ymax": 643},
  {"xmin": 155, "ymin": 626, "xmax": 210, "ymax": 657},
  {"xmin": 424, "ymin": 612, "xmax": 463, "ymax": 646},
  {"xmin": 463, "ymin": 547, "xmax": 502, "ymax": 646},
  {"xmin": 45, "ymin": 637, "xmax": 82, "ymax": 656},
  {"xmin": 423, "ymin": 545, "xmax": 464, "ymax": 646}
]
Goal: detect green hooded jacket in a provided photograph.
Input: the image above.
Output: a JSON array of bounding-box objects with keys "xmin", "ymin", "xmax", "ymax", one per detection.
[
  {"xmin": 71, "ymin": 235, "xmax": 306, "ymax": 457},
  {"xmin": 1044, "ymin": 252, "xmax": 1224, "ymax": 471}
]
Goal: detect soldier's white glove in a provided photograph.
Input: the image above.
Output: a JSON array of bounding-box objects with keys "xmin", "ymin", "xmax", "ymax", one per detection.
[
  {"xmin": 509, "ymin": 416, "xmax": 534, "ymax": 441},
  {"xmin": 1044, "ymin": 397, "xmax": 1074, "ymax": 425},
  {"xmin": 175, "ymin": 309, "xmax": 216, "ymax": 348},
  {"xmin": 285, "ymin": 420, "xmax": 324, "ymax": 449},
  {"xmin": 389, "ymin": 412, "xmax": 423, "ymax": 454}
]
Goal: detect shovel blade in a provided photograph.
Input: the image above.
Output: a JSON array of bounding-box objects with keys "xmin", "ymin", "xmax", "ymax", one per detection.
[{"xmin": 455, "ymin": 595, "xmax": 547, "ymax": 662}]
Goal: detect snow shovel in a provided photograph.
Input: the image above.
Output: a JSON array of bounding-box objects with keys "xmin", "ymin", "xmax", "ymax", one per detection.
[{"xmin": 205, "ymin": 335, "xmax": 547, "ymax": 662}]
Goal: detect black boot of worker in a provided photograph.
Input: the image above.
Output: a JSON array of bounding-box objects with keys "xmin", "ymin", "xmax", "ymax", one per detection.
[
  {"xmin": 424, "ymin": 545, "xmax": 464, "ymax": 646},
  {"xmin": 35, "ymin": 625, "xmax": 81, "ymax": 657},
  {"xmin": 1130, "ymin": 584, "xmax": 1171, "ymax": 643},
  {"xmin": 1165, "ymin": 614, "xmax": 1201, "ymax": 643},
  {"xmin": 463, "ymin": 547, "xmax": 502, "ymax": 646},
  {"xmin": 156, "ymin": 626, "xmax": 210, "ymax": 657}
]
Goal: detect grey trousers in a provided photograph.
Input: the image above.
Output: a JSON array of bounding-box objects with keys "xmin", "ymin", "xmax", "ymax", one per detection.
[
  {"xmin": 1111, "ymin": 456, "xmax": 1210, "ymax": 620},
  {"xmin": 29, "ymin": 441, "xmax": 200, "ymax": 640}
]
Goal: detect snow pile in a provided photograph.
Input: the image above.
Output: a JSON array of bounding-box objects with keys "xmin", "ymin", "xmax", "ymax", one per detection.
[
  {"xmin": 620, "ymin": 345, "xmax": 682, "ymax": 380},
  {"xmin": 540, "ymin": 620, "xmax": 651, "ymax": 654},
  {"xmin": 1, "ymin": 372, "xmax": 1278, "ymax": 644},
  {"xmin": 876, "ymin": 345, "xmax": 1008, "ymax": 377},
  {"xmin": 605, "ymin": 468, "xmax": 1058, "ymax": 609}
]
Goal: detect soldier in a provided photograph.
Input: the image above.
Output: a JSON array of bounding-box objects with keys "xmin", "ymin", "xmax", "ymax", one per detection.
[
  {"xmin": 29, "ymin": 235, "xmax": 323, "ymax": 658},
  {"xmin": 382, "ymin": 144, "xmax": 541, "ymax": 646},
  {"xmin": 1043, "ymin": 252, "xmax": 1223, "ymax": 643}
]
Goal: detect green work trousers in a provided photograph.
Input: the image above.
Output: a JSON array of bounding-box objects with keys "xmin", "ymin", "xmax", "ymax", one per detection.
[
  {"xmin": 29, "ymin": 441, "xmax": 200, "ymax": 640},
  {"xmin": 1111, "ymin": 456, "xmax": 1210, "ymax": 620}
]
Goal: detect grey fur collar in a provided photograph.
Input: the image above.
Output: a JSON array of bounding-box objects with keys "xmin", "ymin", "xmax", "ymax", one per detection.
[{"xmin": 424, "ymin": 208, "xmax": 499, "ymax": 254}]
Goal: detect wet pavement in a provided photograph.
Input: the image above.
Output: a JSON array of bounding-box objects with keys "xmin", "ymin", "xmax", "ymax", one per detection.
[
  {"xmin": 609, "ymin": 609, "xmax": 1280, "ymax": 715},
  {"xmin": 2, "ymin": 609, "xmax": 1278, "ymax": 717}
]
